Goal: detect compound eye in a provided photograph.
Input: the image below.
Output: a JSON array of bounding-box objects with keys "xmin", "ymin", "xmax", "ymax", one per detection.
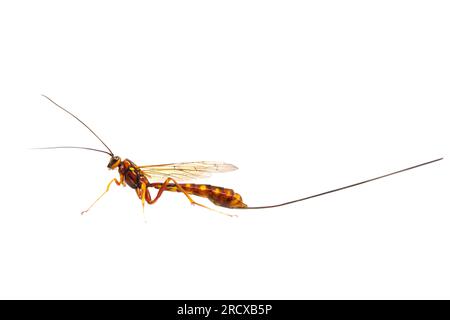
[{"xmin": 108, "ymin": 156, "xmax": 121, "ymax": 169}]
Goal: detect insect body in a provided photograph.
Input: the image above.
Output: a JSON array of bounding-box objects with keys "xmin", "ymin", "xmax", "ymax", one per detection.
[
  {"xmin": 99, "ymin": 156, "xmax": 247, "ymax": 214},
  {"xmin": 36, "ymin": 95, "xmax": 443, "ymax": 217}
]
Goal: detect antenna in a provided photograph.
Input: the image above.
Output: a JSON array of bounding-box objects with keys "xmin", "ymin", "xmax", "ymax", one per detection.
[
  {"xmin": 31, "ymin": 146, "xmax": 113, "ymax": 156},
  {"xmin": 41, "ymin": 95, "xmax": 114, "ymax": 156}
]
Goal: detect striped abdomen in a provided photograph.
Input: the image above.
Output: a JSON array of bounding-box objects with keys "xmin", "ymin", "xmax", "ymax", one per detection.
[{"xmin": 149, "ymin": 183, "xmax": 247, "ymax": 209}]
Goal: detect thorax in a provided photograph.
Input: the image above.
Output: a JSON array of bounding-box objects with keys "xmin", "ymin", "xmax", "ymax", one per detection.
[{"xmin": 118, "ymin": 159, "xmax": 149, "ymax": 189}]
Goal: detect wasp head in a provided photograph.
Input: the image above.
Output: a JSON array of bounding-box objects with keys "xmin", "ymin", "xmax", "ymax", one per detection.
[{"xmin": 107, "ymin": 155, "xmax": 121, "ymax": 169}]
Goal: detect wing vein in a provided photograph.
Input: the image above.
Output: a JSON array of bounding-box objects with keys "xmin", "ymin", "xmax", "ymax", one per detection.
[{"xmin": 139, "ymin": 161, "xmax": 238, "ymax": 182}]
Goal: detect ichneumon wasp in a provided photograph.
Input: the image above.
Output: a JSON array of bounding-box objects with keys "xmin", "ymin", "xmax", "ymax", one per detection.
[{"xmin": 35, "ymin": 95, "xmax": 443, "ymax": 217}]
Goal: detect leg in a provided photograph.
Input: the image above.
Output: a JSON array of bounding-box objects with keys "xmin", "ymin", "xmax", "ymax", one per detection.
[
  {"xmin": 140, "ymin": 183, "xmax": 147, "ymax": 210},
  {"xmin": 135, "ymin": 185, "xmax": 149, "ymax": 222},
  {"xmin": 81, "ymin": 176, "xmax": 123, "ymax": 215},
  {"xmin": 135, "ymin": 183, "xmax": 151, "ymax": 207},
  {"xmin": 149, "ymin": 178, "xmax": 237, "ymax": 218}
]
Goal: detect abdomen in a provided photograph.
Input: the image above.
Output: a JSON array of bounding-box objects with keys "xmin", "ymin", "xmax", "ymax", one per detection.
[{"xmin": 149, "ymin": 183, "xmax": 247, "ymax": 208}]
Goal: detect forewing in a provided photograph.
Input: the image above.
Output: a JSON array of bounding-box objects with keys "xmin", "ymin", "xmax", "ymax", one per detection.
[{"xmin": 139, "ymin": 161, "xmax": 238, "ymax": 182}]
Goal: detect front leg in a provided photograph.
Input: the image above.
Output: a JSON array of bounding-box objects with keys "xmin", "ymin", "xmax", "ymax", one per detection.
[{"xmin": 81, "ymin": 174, "xmax": 124, "ymax": 215}]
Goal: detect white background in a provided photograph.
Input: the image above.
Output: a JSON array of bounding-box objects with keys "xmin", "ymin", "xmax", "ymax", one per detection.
[{"xmin": 0, "ymin": 1, "xmax": 448, "ymax": 299}]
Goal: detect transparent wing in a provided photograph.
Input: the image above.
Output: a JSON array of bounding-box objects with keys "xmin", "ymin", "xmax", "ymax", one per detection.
[{"xmin": 139, "ymin": 161, "xmax": 238, "ymax": 182}]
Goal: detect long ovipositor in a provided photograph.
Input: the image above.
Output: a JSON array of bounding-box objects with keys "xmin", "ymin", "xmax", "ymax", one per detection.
[{"xmin": 149, "ymin": 183, "xmax": 248, "ymax": 208}]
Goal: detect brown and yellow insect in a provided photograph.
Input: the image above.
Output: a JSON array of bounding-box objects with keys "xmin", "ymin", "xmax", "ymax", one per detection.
[{"xmin": 36, "ymin": 95, "xmax": 443, "ymax": 217}]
